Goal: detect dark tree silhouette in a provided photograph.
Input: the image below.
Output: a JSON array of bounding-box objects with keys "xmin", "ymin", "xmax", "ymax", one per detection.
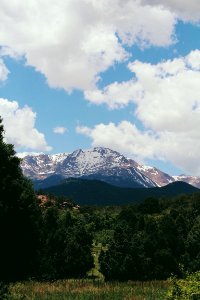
[{"xmin": 0, "ymin": 117, "xmax": 41, "ymax": 282}]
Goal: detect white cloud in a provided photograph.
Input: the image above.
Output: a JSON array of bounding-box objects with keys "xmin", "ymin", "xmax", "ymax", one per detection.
[
  {"xmin": 0, "ymin": 46, "xmax": 21, "ymax": 59},
  {"xmin": 128, "ymin": 52, "xmax": 200, "ymax": 133},
  {"xmin": 76, "ymin": 121, "xmax": 158, "ymax": 162},
  {"xmin": 82, "ymin": 50, "xmax": 200, "ymax": 175},
  {"xmin": 0, "ymin": 0, "xmax": 176, "ymax": 91},
  {"xmin": 53, "ymin": 126, "xmax": 67, "ymax": 134},
  {"xmin": 85, "ymin": 79, "xmax": 142, "ymax": 109},
  {"xmin": 140, "ymin": 0, "xmax": 200, "ymax": 21},
  {"xmin": 0, "ymin": 58, "xmax": 9, "ymax": 82},
  {"xmin": 0, "ymin": 98, "xmax": 52, "ymax": 151},
  {"xmin": 186, "ymin": 49, "xmax": 200, "ymax": 70}
]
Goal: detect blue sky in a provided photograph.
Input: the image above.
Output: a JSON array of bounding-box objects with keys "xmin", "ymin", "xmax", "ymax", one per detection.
[{"xmin": 0, "ymin": 1, "xmax": 200, "ymax": 176}]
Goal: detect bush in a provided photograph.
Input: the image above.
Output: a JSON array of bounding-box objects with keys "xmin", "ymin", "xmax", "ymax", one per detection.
[
  {"xmin": 167, "ymin": 271, "xmax": 200, "ymax": 300},
  {"xmin": 0, "ymin": 282, "xmax": 9, "ymax": 299}
]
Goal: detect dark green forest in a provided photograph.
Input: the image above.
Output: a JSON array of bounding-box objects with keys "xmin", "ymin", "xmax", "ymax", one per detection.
[
  {"xmin": 99, "ymin": 195, "xmax": 200, "ymax": 280},
  {"xmin": 1, "ymin": 116, "xmax": 200, "ymax": 285},
  {"xmin": 42, "ymin": 176, "xmax": 199, "ymax": 206}
]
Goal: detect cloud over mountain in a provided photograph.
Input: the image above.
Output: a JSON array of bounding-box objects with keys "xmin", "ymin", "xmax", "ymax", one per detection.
[{"xmin": 79, "ymin": 51, "xmax": 200, "ymax": 175}]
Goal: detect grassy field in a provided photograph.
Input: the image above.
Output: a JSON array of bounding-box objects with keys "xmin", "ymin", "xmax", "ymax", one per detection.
[
  {"xmin": 7, "ymin": 280, "xmax": 169, "ymax": 300},
  {"xmin": 3, "ymin": 245, "xmax": 170, "ymax": 299},
  {"xmin": 4, "ymin": 244, "xmax": 169, "ymax": 300}
]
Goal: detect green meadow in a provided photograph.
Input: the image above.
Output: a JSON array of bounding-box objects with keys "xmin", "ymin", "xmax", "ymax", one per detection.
[{"xmin": 7, "ymin": 280, "xmax": 169, "ymax": 300}]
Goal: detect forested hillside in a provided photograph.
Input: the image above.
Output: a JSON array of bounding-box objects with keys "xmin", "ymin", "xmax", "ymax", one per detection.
[{"xmin": 43, "ymin": 177, "xmax": 199, "ymax": 206}]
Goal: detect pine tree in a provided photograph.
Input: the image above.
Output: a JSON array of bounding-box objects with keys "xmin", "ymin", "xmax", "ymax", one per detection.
[{"xmin": 0, "ymin": 117, "xmax": 41, "ymax": 282}]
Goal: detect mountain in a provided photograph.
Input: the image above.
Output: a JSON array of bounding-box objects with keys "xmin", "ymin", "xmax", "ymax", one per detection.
[
  {"xmin": 173, "ymin": 175, "xmax": 200, "ymax": 189},
  {"xmin": 21, "ymin": 147, "xmax": 157, "ymax": 189},
  {"xmin": 137, "ymin": 165, "xmax": 175, "ymax": 187},
  {"xmin": 21, "ymin": 153, "xmax": 68, "ymax": 179},
  {"xmin": 34, "ymin": 174, "xmax": 65, "ymax": 190},
  {"xmin": 43, "ymin": 178, "xmax": 199, "ymax": 206},
  {"xmin": 20, "ymin": 147, "xmax": 200, "ymax": 189}
]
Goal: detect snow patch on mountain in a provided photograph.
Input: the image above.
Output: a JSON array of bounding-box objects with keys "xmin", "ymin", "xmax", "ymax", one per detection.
[
  {"xmin": 20, "ymin": 147, "xmax": 200, "ymax": 189},
  {"xmin": 21, "ymin": 147, "xmax": 156, "ymax": 188}
]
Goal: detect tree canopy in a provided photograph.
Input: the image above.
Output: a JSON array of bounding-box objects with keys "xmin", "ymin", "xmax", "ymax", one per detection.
[{"xmin": 99, "ymin": 194, "xmax": 200, "ymax": 281}]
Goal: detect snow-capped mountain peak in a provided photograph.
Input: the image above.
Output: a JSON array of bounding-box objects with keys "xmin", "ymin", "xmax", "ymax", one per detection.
[
  {"xmin": 20, "ymin": 147, "xmax": 200, "ymax": 189},
  {"xmin": 21, "ymin": 147, "xmax": 155, "ymax": 188}
]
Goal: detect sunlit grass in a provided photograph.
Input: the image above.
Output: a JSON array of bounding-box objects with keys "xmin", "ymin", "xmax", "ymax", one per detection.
[
  {"xmin": 8, "ymin": 280, "xmax": 169, "ymax": 300},
  {"xmin": 87, "ymin": 242, "xmax": 105, "ymax": 280}
]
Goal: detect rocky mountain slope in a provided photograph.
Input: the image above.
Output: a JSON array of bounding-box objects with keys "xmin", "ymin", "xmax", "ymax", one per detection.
[
  {"xmin": 137, "ymin": 165, "xmax": 175, "ymax": 186},
  {"xmin": 20, "ymin": 147, "xmax": 200, "ymax": 189},
  {"xmin": 21, "ymin": 147, "xmax": 156, "ymax": 188}
]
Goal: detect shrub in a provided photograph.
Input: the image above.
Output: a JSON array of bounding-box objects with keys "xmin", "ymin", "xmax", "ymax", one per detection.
[{"xmin": 167, "ymin": 271, "xmax": 200, "ymax": 300}]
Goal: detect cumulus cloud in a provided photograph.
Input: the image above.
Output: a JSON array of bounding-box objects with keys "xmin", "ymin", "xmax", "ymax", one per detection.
[
  {"xmin": 0, "ymin": 0, "xmax": 176, "ymax": 91},
  {"xmin": 81, "ymin": 50, "xmax": 200, "ymax": 175},
  {"xmin": 76, "ymin": 121, "xmax": 158, "ymax": 161},
  {"xmin": 0, "ymin": 98, "xmax": 52, "ymax": 151},
  {"xmin": 140, "ymin": 0, "xmax": 200, "ymax": 21},
  {"xmin": 53, "ymin": 126, "xmax": 67, "ymax": 134},
  {"xmin": 85, "ymin": 79, "xmax": 142, "ymax": 109}
]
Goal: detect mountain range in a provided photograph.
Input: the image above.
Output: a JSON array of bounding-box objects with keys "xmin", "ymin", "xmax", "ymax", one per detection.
[{"xmin": 20, "ymin": 147, "xmax": 200, "ymax": 189}]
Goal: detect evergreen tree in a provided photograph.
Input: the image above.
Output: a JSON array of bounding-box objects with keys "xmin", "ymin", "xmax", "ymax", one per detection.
[
  {"xmin": 0, "ymin": 117, "xmax": 41, "ymax": 282},
  {"xmin": 40, "ymin": 208, "xmax": 94, "ymax": 279}
]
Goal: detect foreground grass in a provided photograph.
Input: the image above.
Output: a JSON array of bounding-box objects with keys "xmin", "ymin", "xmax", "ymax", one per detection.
[{"xmin": 8, "ymin": 280, "xmax": 169, "ymax": 300}]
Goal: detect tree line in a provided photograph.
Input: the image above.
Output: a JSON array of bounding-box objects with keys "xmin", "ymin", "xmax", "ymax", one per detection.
[{"xmin": 99, "ymin": 195, "xmax": 200, "ymax": 280}]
